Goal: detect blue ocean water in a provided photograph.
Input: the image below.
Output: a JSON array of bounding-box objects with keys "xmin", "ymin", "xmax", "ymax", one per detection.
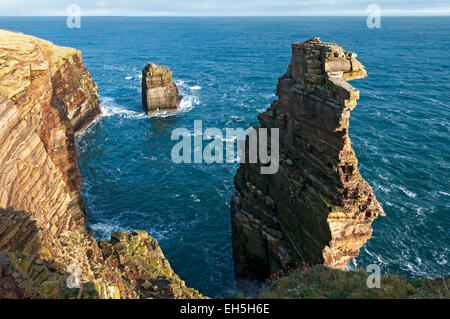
[{"xmin": 1, "ymin": 17, "xmax": 449, "ymax": 297}]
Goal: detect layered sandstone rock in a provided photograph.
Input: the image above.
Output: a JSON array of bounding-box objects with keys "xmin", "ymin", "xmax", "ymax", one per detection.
[
  {"xmin": 0, "ymin": 30, "xmax": 101, "ymax": 231},
  {"xmin": 0, "ymin": 31, "xmax": 202, "ymax": 299},
  {"xmin": 142, "ymin": 62, "xmax": 181, "ymax": 114},
  {"xmin": 231, "ymin": 37, "xmax": 384, "ymax": 281}
]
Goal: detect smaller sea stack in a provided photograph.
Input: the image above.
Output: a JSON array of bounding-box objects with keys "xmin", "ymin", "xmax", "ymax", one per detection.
[{"xmin": 142, "ymin": 62, "xmax": 181, "ymax": 115}]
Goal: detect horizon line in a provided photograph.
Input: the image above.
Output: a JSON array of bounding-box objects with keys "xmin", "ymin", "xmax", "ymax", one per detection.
[{"xmin": 1, "ymin": 14, "xmax": 450, "ymax": 17}]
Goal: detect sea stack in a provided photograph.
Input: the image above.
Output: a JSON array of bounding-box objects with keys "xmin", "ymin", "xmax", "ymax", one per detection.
[
  {"xmin": 142, "ymin": 62, "xmax": 181, "ymax": 114},
  {"xmin": 230, "ymin": 37, "xmax": 385, "ymax": 282}
]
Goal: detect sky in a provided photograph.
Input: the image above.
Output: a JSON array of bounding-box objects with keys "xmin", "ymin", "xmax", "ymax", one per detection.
[{"xmin": 0, "ymin": 0, "xmax": 449, "ymax": 16}]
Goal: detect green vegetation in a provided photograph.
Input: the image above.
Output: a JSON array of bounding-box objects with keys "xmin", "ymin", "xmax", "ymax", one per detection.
[
  {"xmin": 58, "ymin": 287, "xmax": 79, "ymax": 299},
  {"xmin": 258, "ymin": 265, "xmax": 449, "ymax": 299}
]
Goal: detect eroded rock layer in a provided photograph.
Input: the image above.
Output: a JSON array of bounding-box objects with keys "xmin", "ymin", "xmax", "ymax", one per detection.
[
  {"xmin": 0, "ymin": 31, "xmax": 202, "ymax": 299},
  {"xmin": 231, "ymin": 37, "xmax": 384, "ymax": 281},
  {"xmin": 142, "ymin": 62, "xmax": 181, "ymax": 114}
]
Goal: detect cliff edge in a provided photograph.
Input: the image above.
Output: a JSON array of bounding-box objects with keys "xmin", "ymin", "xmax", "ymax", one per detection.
[{"xmin": 231, "ymin": 37, "xmax": 385, "ymax": 282}]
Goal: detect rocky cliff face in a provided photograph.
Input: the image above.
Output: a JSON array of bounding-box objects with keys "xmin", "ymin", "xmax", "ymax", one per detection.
[
  {"xmin": 0, "ymin": 30, "xmax": 100, "ymax": 232},
  {"xmin": 0, "ymin": 31, "xmax": 202, "ymax": 299},
  {"xmin": 142, "ymin": 62, "xmax": 181, "ymax": 114},
  {"xmin": 231, "ymin": 38, "xmax": 385, "ymax": 282}
]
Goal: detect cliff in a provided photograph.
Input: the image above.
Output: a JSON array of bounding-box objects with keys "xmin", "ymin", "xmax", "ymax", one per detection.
[
  {"xmin": 142, "ymin": 62, "xmax": 181, "ymax": 114},
  {"xmin": 0, "ymin": 30, "xmax": 101, "ymax": 232},
  {"xmin": 231, "ymin": 37, "xmax": 385, "ymax": 282},
  {"xmin": 0, "ymin": 31, "xmax": 203, "ymax": 299}
]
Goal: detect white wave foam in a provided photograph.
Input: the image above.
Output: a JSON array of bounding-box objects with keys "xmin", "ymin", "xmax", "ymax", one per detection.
[
  {"xmin": 100, "ymin": 96, "xmax": 147, "ymax": 119},
  {"xmin": 377, "ymin": 185, "xmax": 391, "ymax": 193},
  {"xmin": 141, "ymin": 155, "xmax": 157, "ymax": 161},
  {"xmin": 397, "ymin": 185, "xmax": 417, "ymax": 198},
  {"xmin": 180, "ymin": 95, "xmax": 200, "ymax": 113},
  {"xmin": 148, "ymin": 95, "xmax": 200, "ymax": 118},
  {"xmin": 425, "ymin": 97, "xmax": 446, "ymax": 107},
  {"xmin": 88, "ymin": 210, "xmax": 170, "ymax": 241},
  {"xmin": 90, "ymin": 222, "xmax": 125, "ymax": 239},
  {"xmin": 189, "ymin": 85, "xmax": 202, "ymax": 91},
  {"xmin": 124, "ymin": 73, "xmax": 142, "ymax": 81},
  {"xmin": 436, "ymin": 251, "xmax": 448, "ymax": 265}
]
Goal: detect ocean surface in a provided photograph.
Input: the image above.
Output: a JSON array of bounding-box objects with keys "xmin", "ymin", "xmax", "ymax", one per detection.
[{"xmin": 1, "ymin": 17, "xmax": 449, "ymax": 297}]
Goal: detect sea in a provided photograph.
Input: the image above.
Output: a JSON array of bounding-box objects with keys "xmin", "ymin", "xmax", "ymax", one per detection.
[{"xmin": 0, "ymin": 16, "xmax": 448, "ymax": 297}]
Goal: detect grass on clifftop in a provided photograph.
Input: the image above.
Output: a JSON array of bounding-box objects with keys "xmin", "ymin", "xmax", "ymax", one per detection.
[{"xmin": 258, "ymin": 265, "xmax": 449, "ymax": 299}]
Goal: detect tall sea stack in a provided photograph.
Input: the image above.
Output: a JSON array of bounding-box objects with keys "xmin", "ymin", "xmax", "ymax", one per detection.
[
  {"xmin": 230, "ymin": 37, "xmax": 385, "ymax": 281},
  {"xmin": 142, "ymin": 62, "xmax": 181, "ymax": 115}
]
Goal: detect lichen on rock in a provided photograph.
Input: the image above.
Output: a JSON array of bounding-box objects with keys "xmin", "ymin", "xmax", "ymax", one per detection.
[{"xmin": 99, "ymin": 230, "xmax": 204, "ymax": 299}]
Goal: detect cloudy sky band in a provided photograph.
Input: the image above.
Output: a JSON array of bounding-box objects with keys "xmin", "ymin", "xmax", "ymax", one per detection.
[{"xmin": 0, "ymin": 0, "xmax": 449, "ymax": 16}]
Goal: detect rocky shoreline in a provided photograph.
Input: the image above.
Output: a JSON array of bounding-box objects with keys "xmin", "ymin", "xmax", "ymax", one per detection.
[
  {"xmin": 0, "ymin": 31, "xmax": 446, "ymax": 299},
  {"xmin": 0, "ymin": 30, "xmax": 203, "ymax": 299}
]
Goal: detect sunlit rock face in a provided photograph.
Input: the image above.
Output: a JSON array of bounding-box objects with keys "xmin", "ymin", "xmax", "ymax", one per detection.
[
  {"xmin": 231, "ymin": 37, "xmax": 385, "ymax": 282},
  {"xmin": 0, "ymin": 30, "xmax": 101, "ymax": 230},
  {"xmin": 142, "ymin": 62, "xmax": 181, "ymax": 115}
]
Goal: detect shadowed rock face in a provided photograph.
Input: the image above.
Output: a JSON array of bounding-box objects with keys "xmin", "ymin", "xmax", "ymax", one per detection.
[
  {"xmin": 142, "ymin": 62, "xmax": 181, "ymax": 114},
  {"xmin": 231, "ymin": 37, "xmax": 385, "ymax": 282}
]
